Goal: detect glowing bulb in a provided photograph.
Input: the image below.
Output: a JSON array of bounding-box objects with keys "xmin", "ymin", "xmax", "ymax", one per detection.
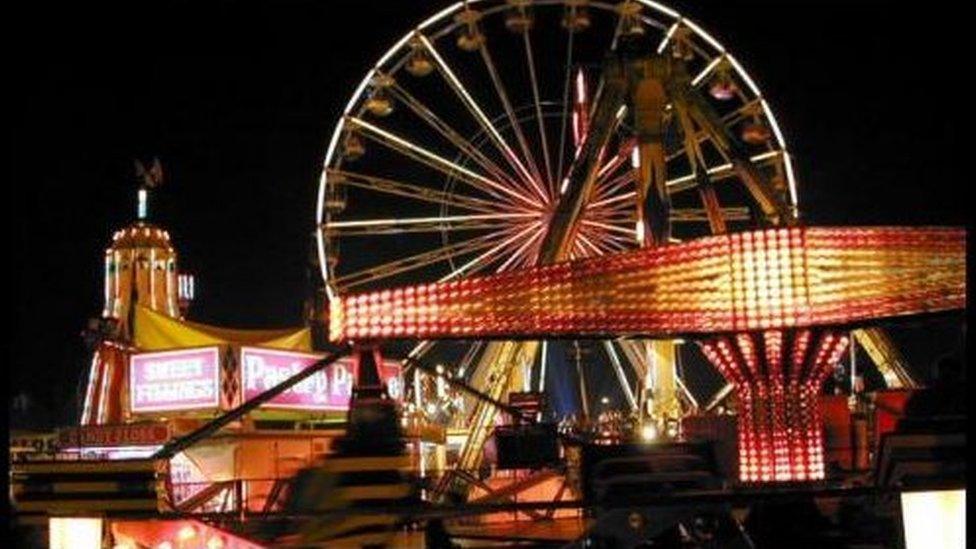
[
  {"xmin": 177, "ymin": 525, "xmax": 196, "ymax": 542},
  {"xmin": 137, "ymin": 188, "xmax": 148, "ymax": 220},
  {"xmin": 641, "ymin": 423, "xmax": 658, "ymax": 442},
  {"xmin": 575, "ymin": 70, "xmax": 586, "ymax": 103}
]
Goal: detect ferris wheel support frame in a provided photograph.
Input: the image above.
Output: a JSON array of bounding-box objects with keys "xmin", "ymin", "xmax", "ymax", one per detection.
[
  {"xmin": 318, "ymin": 0, "xmax": 920, "ymax": 502},
  {"xmin": 438, "ymin": 41, "xmax": 637, "ymax": 500}
]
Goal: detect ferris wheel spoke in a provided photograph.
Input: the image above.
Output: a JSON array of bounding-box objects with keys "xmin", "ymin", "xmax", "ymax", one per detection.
[
  {"xmin": 691, "ymin": 54, "xmax": 725, "ymax": 88},
  {"xmin": 656, "ymin": 20, "xmax": 681, "ymax": 55},
  {"xmin": 591, "ymin": 167, "xmax": 636, "ymax": 204},
  {"xmin": 334, "ymin": 230, "xmax": 513, "ymax": 290},
  {"xmin": 347, "ymin": 116, "xmax": 539, "ymax": 209},
  {"xmin": 597, "ymin": 137, "xmax": 636, "ymax": 177},
  {"xmin": 586, "ymin": 212, "xmax": 636, "ymax": 226},
  {"xmin": 580, "ymin": 218, "xmax": 637, "ymax": 238},
  {"xmin": 388, "ymin": 82, "xmax": 524, "ymax": 190},
  {"xmin": 555, "ymin": 26, "xmax": 575, "ymax": 185},
  {"xmin": 603, "ymin": 340, "xmax": 639, "ymax": 411},
  {"xmin": 574, "ymin": 231, "xmax": 606, "ymax": 257},
  {"xmin": 324, "ymin": 212, "xmax": 537, "ymax": 237},
  {"xmin": 418, "ymin": 35, "xmax": 543, "ymax": 205},
  {"xmin": 329, "ymin": 169, "xmax": 499, "ymax": 213},
  {"xmin": 590, "ymin": 179, "xmax": 635, "ymax": 206},
  {"xmin": 517, "ymin": 241, "xmax": 542, "ymax": 269},
  {"xmin": 456, "ymin": 340, "xmax": 486, "ymax": 380},
  {"xmin": 496, "ymin": 224, "xmax": 545, "ymax": 272},
  {"xmin": 477, "ymin": 42, "xmax": 548, "ymax": 203},
  {"xmin": 608, "ymin": 7, "xmax": 626, "ymax": 52},
  {"xmin": 439, "ymin": 221, "xmax": 543, "ymax": 281},
  {"xmin": 605, "ymin": 234, "xmax": 635, "ymax": 251},
  {"xmin": 588, "ymin": 189, "xmax": 635, "ymax": 211},
  {"xmin": 584, "ymin": 194, "xmax": 635, "ymax": 217},
  {"xmin": 586, "ymin": 228, "xmax": 634, "ymax": 252},
  {"xmin": 522, "ymin": 31, "xmax": 554, "ymax": 194}
]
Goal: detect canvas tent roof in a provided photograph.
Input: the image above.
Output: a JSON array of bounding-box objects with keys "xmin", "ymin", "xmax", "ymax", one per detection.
[{"xmin": 133, "ymin": 306, "xmax": 312, "ymax": 352}]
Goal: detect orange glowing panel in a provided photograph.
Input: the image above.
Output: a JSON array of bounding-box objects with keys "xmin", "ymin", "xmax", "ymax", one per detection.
[
  {"xmin": 329, "ymin": 227, "xmax": 965, "ymax": 342},
  {"xmin": 700, "ymin": 329, "xmax": 849, "ymax": 483}
]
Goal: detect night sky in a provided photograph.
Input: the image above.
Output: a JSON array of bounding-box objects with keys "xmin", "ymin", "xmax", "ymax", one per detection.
[{"xmin": 10, "ymin": 0, "xmax": 966, "ymax": 430}]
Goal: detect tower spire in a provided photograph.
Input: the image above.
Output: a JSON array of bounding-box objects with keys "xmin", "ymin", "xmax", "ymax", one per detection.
[
  {"xmin": 133, "ymin": 157, "xmax": 164, "ymax": 221},
  {"xmin": 102, "ymin": 157, "xmax": 181, "ymax": 322}
]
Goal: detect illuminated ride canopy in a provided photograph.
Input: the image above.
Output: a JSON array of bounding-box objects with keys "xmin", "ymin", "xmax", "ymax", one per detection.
[
  {"xmin": 329, "ymin": 226, "xmax": 965, "ymax": 342},
  {"xmin": 329, "ymin": 225, "xmax": 964, "ymax": 482}
]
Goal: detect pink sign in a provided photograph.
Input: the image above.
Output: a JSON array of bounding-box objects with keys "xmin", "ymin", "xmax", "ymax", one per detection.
[
  {"xmin": 379, "ymin": 361, "xmax": 404, "ymax": 401},
  {"xmin": 130, "ymin": 347, "xmax": 220, "ymax": 413},
  {"xmin": 240, "ymin": 347, "xmax": 404, "ymax": 410}
]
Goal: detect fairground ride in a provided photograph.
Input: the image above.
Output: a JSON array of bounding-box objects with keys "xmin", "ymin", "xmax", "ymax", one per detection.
[{"xmin": 315, "ymin": 0, "xmax": 919, "ymax": 499}]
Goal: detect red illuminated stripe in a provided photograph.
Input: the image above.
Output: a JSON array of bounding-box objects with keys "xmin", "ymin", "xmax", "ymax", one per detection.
[{"xmin": 329, "ymin": 226, "xmax": 965, "ymax": 342}]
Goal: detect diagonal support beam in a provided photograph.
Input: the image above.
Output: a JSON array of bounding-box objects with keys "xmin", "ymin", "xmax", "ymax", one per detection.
[
  {"xmin": 853, "ymin": 327, "xmax": 918, "ymax": 388},
  {"xmin": 604, "ymin": 341, "xmax": 639, "ymax": 412}
]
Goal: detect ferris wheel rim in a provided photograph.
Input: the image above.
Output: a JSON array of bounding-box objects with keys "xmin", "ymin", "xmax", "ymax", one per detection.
[{"xmin": 315, "ymin": 0, "xmax": 800, "ymax": 301}]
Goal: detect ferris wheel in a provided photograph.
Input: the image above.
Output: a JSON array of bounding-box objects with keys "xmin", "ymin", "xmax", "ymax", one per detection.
[{"xmin": 315, "ymin": 0, "xmax": 800, "ymax": 437}]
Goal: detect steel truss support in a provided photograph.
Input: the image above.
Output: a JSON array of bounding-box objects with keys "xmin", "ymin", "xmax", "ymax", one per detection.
[
  {"xmin": 437, "ymin": 45, "xmax": 634, "ymax": 501},
  {"xmin": 658, "ymin": 57, "xmax": 919, "ymax": 402},
  {"xmin": 852, "ymin": 327, "xmax": 918, "ymax": 388},
  {"xmin": 604, "ymin": 341, "xmax": 639, "ymax": 412},
  {"xmin": 437, "ymin": 341, "xmax": 539, "ymax": 500},
  {"xmin": 647, "ymin": 340, "xmax": 681, "ymax": 425},
  {"xmin": 623, "ymin": 54, "xmax": 683, "ymax": 432}
]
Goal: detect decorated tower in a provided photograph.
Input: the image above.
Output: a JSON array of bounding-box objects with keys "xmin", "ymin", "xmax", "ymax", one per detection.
[
  {"xmin": 80, "ymin": 159, "xmax": 194, "ymax": 425},
  {"xmin": 101, "ymin": 159, "xmax": 192, "ymax": 331}
]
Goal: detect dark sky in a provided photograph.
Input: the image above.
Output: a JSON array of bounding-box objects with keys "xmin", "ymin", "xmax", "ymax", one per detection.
[{"xmin": 9, "ymin": 0, "xmax": 966, "ymax": 429}]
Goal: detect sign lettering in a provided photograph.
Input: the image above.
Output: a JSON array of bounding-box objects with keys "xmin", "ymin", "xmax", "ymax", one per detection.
[
  {"xmin": 240, "ymin": 347, "xmax": 403, "ymax": 410},
  {"xmin": 130, "ymin": 348, "xmax": 220, "ymax": 413}
]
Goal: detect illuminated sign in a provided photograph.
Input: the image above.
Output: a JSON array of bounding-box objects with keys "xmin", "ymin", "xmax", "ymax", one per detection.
[
  {"xmin": 58, "ymin": 423, "xmax": 170, "ymax": 449},
  {"xmin": 130, "ymin": 347, "xmax": 220, "ymax": 413},
  {"xmin": 240, "ymin": 347, "xmax": 403, "ymax": 410}
]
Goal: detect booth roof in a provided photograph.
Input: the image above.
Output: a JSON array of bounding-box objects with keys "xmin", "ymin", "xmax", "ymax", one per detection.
[{"xmin": 134, "ymin": 305, "xmax": 312, "ymax": 352}]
